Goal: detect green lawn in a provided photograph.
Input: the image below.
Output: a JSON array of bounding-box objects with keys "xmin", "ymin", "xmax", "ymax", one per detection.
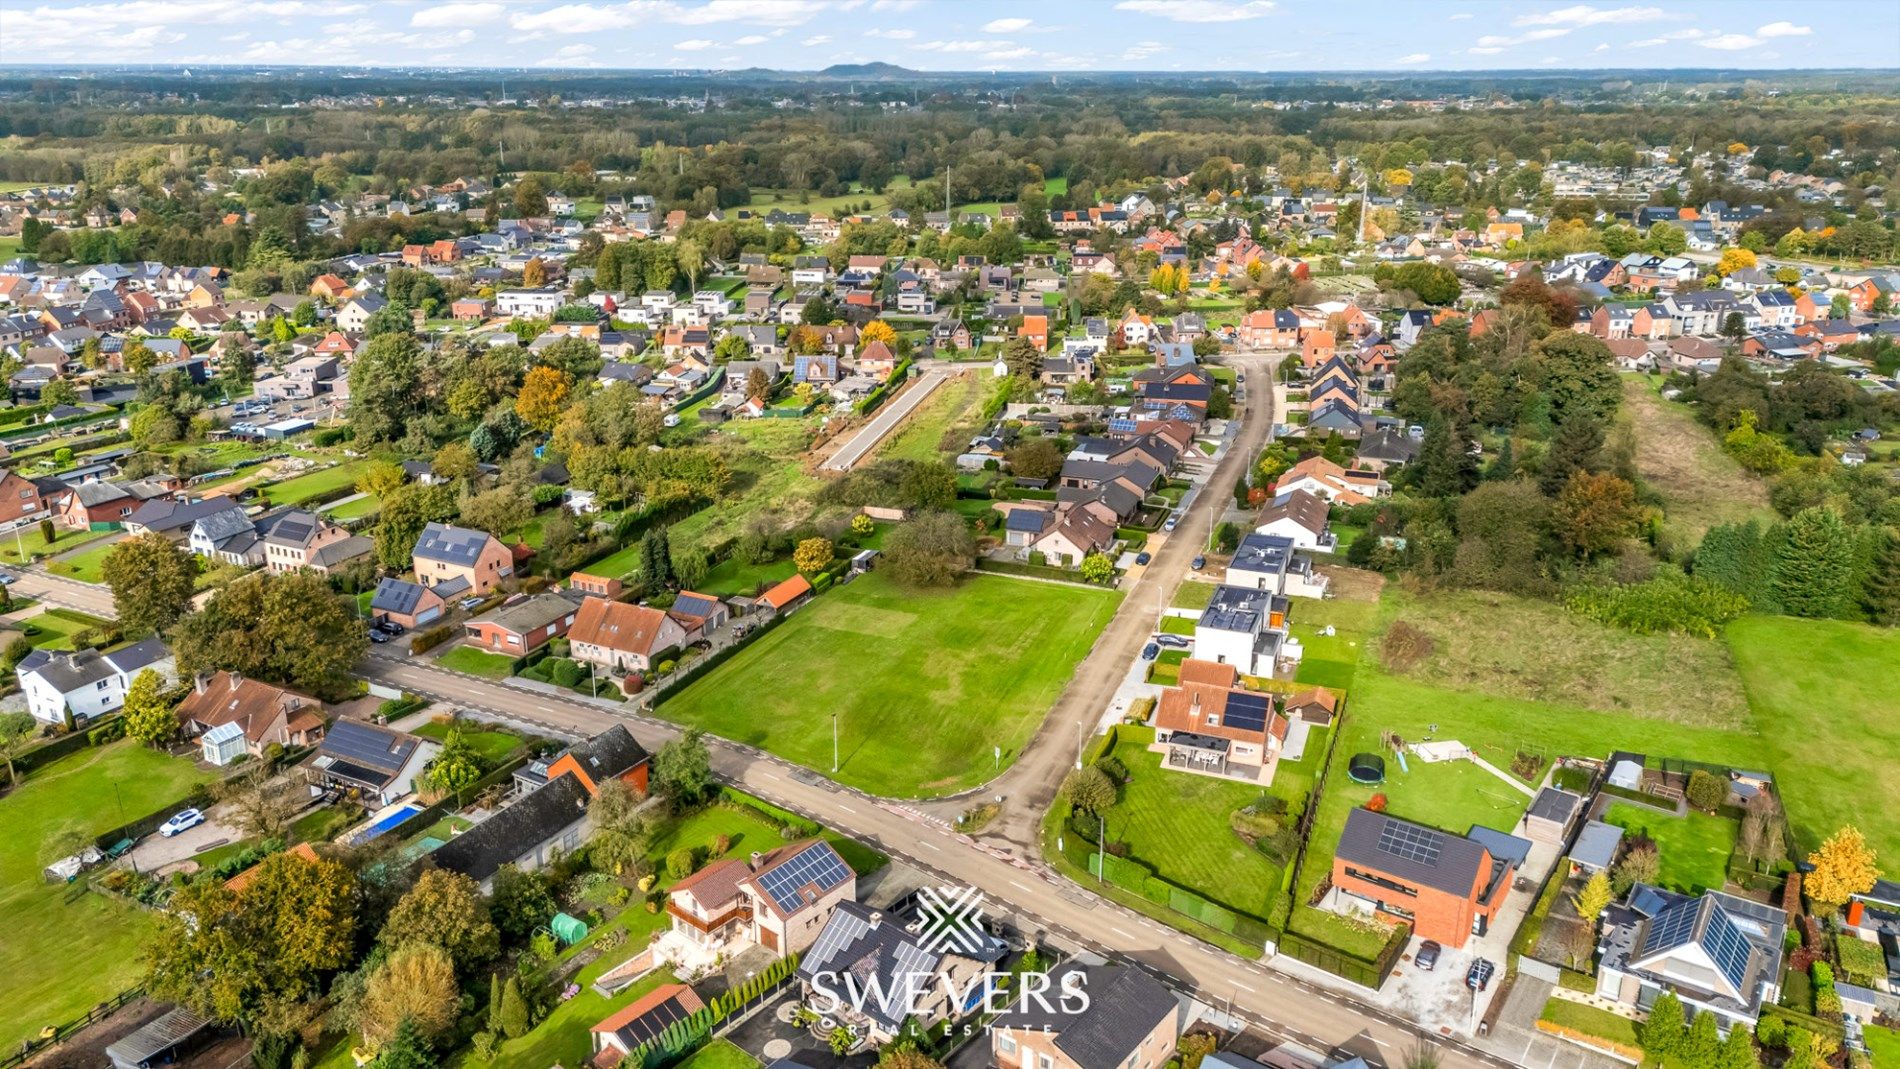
[
  {"xmin": 583, "ymin": 539, "xmax": 647, "ymax": 582},
  {"xmin": 20, "ymin": 608, "xmax": 117, "ymax": 650},
  {"xmin": 322, "ymin": 495, "xmax": 380, "ymax": 521},
  {"xmin": 0, "ymin": 743, "xmax": 217, "ymax": 1051},
  {"xmin": 1864, "ymin": 1024, "xmax": 1900, "ymax": 1069},
  {"xmin": 676, "ymin": 1039, "xmax": 758, "ymax": 1069},
  {"xmin": 412, "ymin": 719, "xmax": 524, "ymax": 763},
  {"xmin": 1726, "ymin": 615, "xmax": 1900, "ymax": 869},
  {"xmin": 1096, "ymin": 726, "xmax": 1286, "ymax": 921},
  {"xmin": 45, "ymin": 538, "xmax": 123, "ymax": 583},
  {"xmin": 0, "ymin": 526, "xmax": 109, "ymax": 566},
  {"xmin": 698, "ymin": 555, "xmax": 794, "ymax": 598},
  {"xmin": 877, "ymin": 372, "xmax": 986, "ymax": 463},
  {"xmin": 1170, "ymin": 581, "xmax": 1218, "ymax": 611},
  {"xmin": 1287, "ymin": 596, "xmax": 1378, "ymax": 691},
  {"xmin": 260, "ymin": 461, "xmax": 364, "ymax": 507},
  {"xmin": 1601, "ymin": 802, "xmax": 1737, "ymax": 895},
  {"xmin": 659, "ymin": 573, "xmax": 1122, "ymax": 797},
  {"xmin": 1538, "ymin": 998, "xmax": 1639, "ymax": 1050},
  {"xmin": 434, "ymin": 645, "xmax": 519, "ymax": 680}
]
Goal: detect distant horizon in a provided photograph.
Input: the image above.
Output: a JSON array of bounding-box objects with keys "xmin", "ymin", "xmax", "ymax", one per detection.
[
  {"xmin": 1, "ymin": 0, "xmax": 1895, "ymax": 74},
  {"xmin": 2, "ymin": 61, "xmax": 1896, "ymax": 78}
]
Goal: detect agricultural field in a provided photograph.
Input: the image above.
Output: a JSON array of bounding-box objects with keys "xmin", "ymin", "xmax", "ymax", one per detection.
[
  {"xmin": 0, "ymin": 743, "xmax": 217, "ymax": 1052},
  {"xmin": 659, "ymin": 572, "xmax": 1122, "ymax": 797}
]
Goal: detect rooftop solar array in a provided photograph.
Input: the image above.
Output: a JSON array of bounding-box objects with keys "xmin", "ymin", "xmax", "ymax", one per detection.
[
  {"xmin": 1702, "ymin": 907, "xmax": 1755, "ymax": 991},
  {"xmin": 754, "ymin": 843, "xmax": 851, "ymax": 914},
  {"xmin": 1223, "ymin": 691, "xmax": 1273, "ymax": 733},
  {"xmin": 1377, "ymin": 819, "xmax": 1445, "ymax": 866}
]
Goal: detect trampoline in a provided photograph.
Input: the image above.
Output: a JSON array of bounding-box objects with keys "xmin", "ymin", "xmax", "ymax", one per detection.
[{"xmin": 1346, "ymin": 753, "xmax": 1387, "ymax": 785}]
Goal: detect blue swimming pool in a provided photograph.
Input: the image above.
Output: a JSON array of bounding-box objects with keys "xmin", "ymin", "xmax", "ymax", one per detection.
[{"xmin": 356, "ymin": 803, "xmax": 424, "ymax": 843}]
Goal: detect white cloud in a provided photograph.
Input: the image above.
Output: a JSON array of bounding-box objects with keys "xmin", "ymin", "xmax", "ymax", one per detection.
[
  {"xmin": 915, "ymin": 39, "xmax": 993, "ymax": 52},
  {"xmin": 869, "ymin": 0, "xmax": 918, "ymax": 9},
  {"xmin": 510, "ymin": 4, "xmax": 621, "ymax": 34},
  {"xmin": 673, "ymin": 37, "xmax": 715, "ymax": 49},
  {"xmin": 801, "ymin": 33, "xmax": 830, "ymax": 45},
  {"xmin": 655, "ymin": 0, "xmax": 829, "ymax": 26},
  {"xmin": 1630, "ymin": 27, "xmax": 1706, "ymax": 46},
  {"xmin": 1594, "ymin": 42, "xmax": 1610, "ymax": 51},
  {"xmin": 1475, "ymin": 27, "xmax": 1571, "ymax": 47},
  {"xmin": 734, "ymin": 33, "xmax": 767, "ymax": 44},
  {"xmin": 1122, "ymin": 40, "xmax": 1167, "ymax": 60},
  {"xmin": 536, "ymin": 42, "xmax": 602, "ymax": 66},
  {"xmin": 1448, "ymin": 11, "xmax": 1473, "ymax": 19},
  {"xmin": 1113, "ymin": 0, "xmax": 1275, "ymax": 24},
  {"xmin": 1755, "ymin": 21, "xmax": 1811, "ymax": 38},
  {"xmin": 1513, "ymin": 5, "xmax": 1667, "ymax": 28},
  {"xmin": 863, "ymin": 27, "xmax": 914, "ymax": 38},
  {"xmin": 983, "ymin": 17, "xmax": 1031, "ymax": 32},
  {"xmin": 1395, "ymin": 52, "xmax": 1430, "ymax": 64},
  {"xmin": 410, "ymin": 2, "xmax": 504, "ymax": 28},
  {"xmin": 1695, "ymin": 32, "xmax": 1761, "ymax": 50}
]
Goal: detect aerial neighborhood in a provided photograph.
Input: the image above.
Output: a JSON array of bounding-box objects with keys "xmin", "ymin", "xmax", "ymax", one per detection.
[{"xmin": 0, "ymin": 44, "xmax": 1896, "ymax": 1069}]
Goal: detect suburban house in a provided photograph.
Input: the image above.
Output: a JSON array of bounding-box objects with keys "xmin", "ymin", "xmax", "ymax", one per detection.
[
  {"xmin": 14, "ymin": 638, "xmax": 172, "ymax": 726},
  {"xmin": 1255, "ymin": 489, "xmax": 1333, "ymax": 551},
  {"xmin": 798, "ymin": 900, "xmax": 1008, "ymax": 1046},
  {"xmin": 175, "ymin": 671, "xmax": 327, "ymax": 764},
  {"xmin": 306, "ymin": 719, "xmax": 438, "ymax": 806},
  {"xmin": 1594, "ymin": 885, "xmax": 1787, "ymax": 1030},
  {"xmin": 411, "ymin": 522, "xmax": 514, "ymax": 599},
  {"xmin": 0, "ymin": 467, "xmax": 50, "ymax": 528},
  {"xmin": 1275, "ymin": 456, "xmax": 1385, "ymax": 505},
  {"xmin": 187, "ymin": 507, "xmax": 269, "ymax": 566},
  {"xmin": 1150, "ymin": 659, "xmax": 1286, "ymax": 783},
  {"xmin": 433, "ymin": 726, "xmax": 651, "ymax": 891},
  {"xmin": 1329, "ymin": 808, "xmax": 1530, "ymax": 948},
  {"xmin": 567, "ymin": 596, "xmax": 688, "ymax": 675},
  {"xmin": 370, "ymin": 576, "xmax": 446, "ymax": 629},
  {"xmin": 464, "ymin": 592, "xmax": 580, "ymax": 655},
  {"xmin": 589, "ymin": 984, "xmax": 705, "ymax": 1069},
  {"xmin": 652, "ymin": 838, "xmax": 857, "ymax": 971},
  {"xmin": 665, "ymin": 591, "xmax": 730, "ymax": 640},
  {"xmin": 1225, "ymin": 532, "xmax": 1329, "ymax": 599},
  {"xmin": 262, "ymin": 509, "xmax": 372, "ymax": 573},
  {"xmin": 1193, "ymin": 584, "xmax": 1296, "ymax": 679},
  {"xmin": 992, "ymin": 962, "xmax": 1181, "ymax": 1069},
  {"xmin": 122, "ymin": 496, "xmax": 247, "ymax": 542}
]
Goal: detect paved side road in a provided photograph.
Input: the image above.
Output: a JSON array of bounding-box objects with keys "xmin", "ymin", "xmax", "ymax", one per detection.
[
  {"xmin": 820, "ymin": 369, "xmax": 951, "ymax": 471},
  {"xmin": 6, "ymin": 569, "xmax": 117, "ymax": 616}
]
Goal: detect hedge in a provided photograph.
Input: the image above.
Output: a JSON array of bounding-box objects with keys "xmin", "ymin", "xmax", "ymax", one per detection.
[
  {"xmin": 93, "ymin": 784, "xmax": 217, "ymax": 850},
  {"xmin": 853, "ymin": 359, "xmax": 915, "ymax": 415},
  {"xmin": 649, "ymin": 609, "xmax": 790, "ymax": 706},
  {"xmin": 15, "ymin": 714, "xmax": 124, "ymax": 775}
]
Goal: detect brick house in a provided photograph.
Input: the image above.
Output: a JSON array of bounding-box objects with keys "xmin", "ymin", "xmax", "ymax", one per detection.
[
  {"xmin": 992, "ymin": 962, "xmax": 1180, "ymax": 1069},
  {"xmin": 174, "ymin": 671, "xmax": 327, "ymax": 761},
  {"xmin": 652, "ymin": 838, "xmax": 856, "ymax": 971},
  {"xmin": 0, "ymin": 467, "xmax": 49, "ymax": 528},
  {"xmin": 1329, "ymin": 808, "xmax": 1530, "ymax": 948},
  {"xmin": 411, "ymin": 522, "xmax": 514, "ymax": 599},
  {"xmin": 567, "ymin": 596, "xmax": 687, "ymax": 675},
  {"xmin": 463, "ymin": 593, "xmax": 580, "ymax": 655}
]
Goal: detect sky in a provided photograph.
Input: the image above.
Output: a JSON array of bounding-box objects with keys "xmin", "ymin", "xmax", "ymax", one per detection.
[{"xmin": 0, "ymin": 0, "xmax": 1895, "ymax": 73}]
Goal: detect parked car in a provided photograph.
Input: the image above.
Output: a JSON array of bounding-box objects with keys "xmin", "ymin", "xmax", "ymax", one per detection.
[
  {"xmin": 375, "ymin": 619, "xmax": 406, "ymax": 635},
  {"xmin": 1415, "ymin": 940, "xmax": 1441, "ymax": 972},
  {"xmin": 159, "ymin": 809, "xmax": 205, "ymax": 837},
  {"xmin": 0, "ymin": 570, "xmax": 15, "ymax": 585},
  {"xmin": 1135, "ymin": 551, "xmax": 1151, "ymax": 565},
  {"xmin": 1466, "ymin": 959, "xmax": 1495, "ymax": 991},
  {"xmin": 1163, "ymin": 515, "xmax": 1179, "ymax": 533},
  {"xmin": 367, "ymin": 629, "xmax": 389, "ymax": 643},
  {"xmin": 1154, "ymin": 633, "xmax": 1191, "ymax": 649},
  {"xmin": 1141, "ymin": 642, "xmax": 1160, "ymax": 661},
  {"xmin": 458, "ymin": 596, "xmax": 483, "ymax": 611},
  {"xmin": 1191, "ymin": 555, "xmax": 1206, "ymax": 570}
]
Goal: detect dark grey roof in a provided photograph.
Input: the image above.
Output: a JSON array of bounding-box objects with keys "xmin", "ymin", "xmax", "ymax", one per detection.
[
  {"xmin": 560, "ymin": 725, "xmax": 650, "ymax": 783},
  {"xmin": 1004, "ymin": 962, "xmax": 1178, "ymax": 1069},
  {"xmin": 1571, "ymin": 820, "xmax": 1623, "ymax": 871},
  {"xmin": 669, "ymin": 592, "xmax": 722, "ymax": 620},
  {"xmin": 1528, "ymin": 787, "xmax": 1583, "ymax": 825},
  {"xmin": 127, "ymin": 495, "xmax": 244, "ymax": 534},
  {"xmin": 1199, "ymin": 584, "xmax": 1274, "ymax": 634},
  {"xmin": 412, "ymin": 521, "xmax": 494, "ymax": 565},
  {"xmin": 1230, "ymin": 532, "xmax": 1294, "ymax": 577},
  {"xmin": 106, "ymin": 1006, "xmax": 212, "ymax": 1067},
  {"xmin": 372, "ymin": 576, "xmax": 430, "ymax": 615},
  {"xmin": 260, "ymin": 509, "xmax": 323, "ymax": 548},
  {"xmin": 1337, "ymin": 808, "xmax": 1496, "ymax": 898},
  {"xmin": 799, "ymin": 901, "xmax": 1004, "ymax": 1031},
  {"xmin": 193, "ymin": 507, "xmax": 258, "ymax": 547},
  {"xmin": 318, "ymin": 719, "xmax": 421, "ymax": 780},
  {"xmin": 1007, "ymin": 508, "xmax": 1050, "ymax": 534},
  {"xmin": 430, "ymin": 773, "xmax": 590, "ymax": 884},
  {"xmin": 478, "ymin": 593, "xmax": 578, "ymax": 637}
]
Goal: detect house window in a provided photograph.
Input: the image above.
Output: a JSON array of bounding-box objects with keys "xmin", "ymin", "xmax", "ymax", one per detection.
[
  {"xmin": 1343, "ymin": 866, "xmax": 1418, "ymax": 898},
  {"xmin": 997, "ymin": 1035, "xmax": 1017, "ymax": 1056},
  {"xmin": 1038, "ymin": 1054, "xmax": 1053, "ymax": 1069}
]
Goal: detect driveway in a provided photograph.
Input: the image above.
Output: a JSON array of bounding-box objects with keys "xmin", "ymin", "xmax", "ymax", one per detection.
[{"xmin": 124, "ymin": 804, "xmax": 244, "ymax": 876}]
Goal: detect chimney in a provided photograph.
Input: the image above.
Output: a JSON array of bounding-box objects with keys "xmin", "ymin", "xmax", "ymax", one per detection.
[
  {"xmin": 867, "ymin": 911, "xmax": 883, "ymax": 929},
  {"xmin": 1190, "ymin": 691, "xmax": 1201, "ymax": 715},
  {"xmin": 228, "ymin": 672, "xmax": 242, "ymax": 691},
  {"xmin": 749, "ymin": 851, "xmax": 763, "ymax": 871},
  {"xmin": 194, "ymin": 673, "xmax": 207, "ymax": 695}
]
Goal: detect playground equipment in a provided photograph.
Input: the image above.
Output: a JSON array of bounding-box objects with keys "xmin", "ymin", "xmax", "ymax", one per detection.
[{"xmin": 1346, "ymin": 752, "xmax": 1386, "ymax": 785}]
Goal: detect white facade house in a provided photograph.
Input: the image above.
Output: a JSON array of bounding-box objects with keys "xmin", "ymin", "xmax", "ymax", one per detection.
[
  {"xmin": 1192, "ymin": 584, "xmax": 1299, "ymax": 679},
  {"xmin": 14, "ymin": 639, "xmax": 173, "ymax": 726},
  {"xmin": 1225, "ymin": 532, "xmax": 1329, "ymax": 599},
  {"xmin": 496, "ymin": 287, "xmax": 566, "ymax": 317}
]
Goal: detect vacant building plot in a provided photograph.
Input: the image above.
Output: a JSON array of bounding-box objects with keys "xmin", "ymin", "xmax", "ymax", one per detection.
[{"xmin": 1620, "ymin": 377, "xmax": 1774, "ymax": 550}]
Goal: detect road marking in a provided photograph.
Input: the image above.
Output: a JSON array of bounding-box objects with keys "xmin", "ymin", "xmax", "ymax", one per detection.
[
  {"xmin": 916, "ymin": 839, "xmax": 939, "ymax": 852},
  {"xmin": 835, "ymin": 802, "xmax": 858, "ymax": 814},
  {"xmin": 1233, "ymin": 982, "xmax": 1256, "ymax": 994},
  {"xmin": 1108, "ymin": 925, "xmax": 1136, "ymax": 939}
]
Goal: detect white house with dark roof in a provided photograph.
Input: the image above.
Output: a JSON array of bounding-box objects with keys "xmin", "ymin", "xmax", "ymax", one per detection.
[
  {"xmin": 14, "ymin": 638, "xmax": 173, "ymax": 725},
  {"xmin": 1194, "ymin": 584, "xmax": 1298, "ymax": 679},
  {"xmin": 653, "ymin": 838, "xmax": 856, "ymax": 971},
  {"xmin": 1595, "ymin": 885, "xmax": 1786, "ymax": 1029}
]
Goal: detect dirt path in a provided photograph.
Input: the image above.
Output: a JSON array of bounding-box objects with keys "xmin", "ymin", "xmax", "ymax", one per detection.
[{"xmin": 1620, "ymin": 376, "xmax": 1774, "ymax": 549}]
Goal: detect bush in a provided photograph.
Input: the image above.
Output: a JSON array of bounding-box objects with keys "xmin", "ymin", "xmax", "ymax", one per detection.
[
  {"xmin": 411, "ymin": 624, "xmax": 457, "ymax": 653},
  {"xmin": 88, "ymin": 720, "xmax": 125, "ymax": 746},
  {"xmin": 1380, "ymin": 619, "xmax": 1434, "ymax": 672},
  {"xmin": 1755, "ymin": 1015, "xmax": 1786, "ymax": 1048},
  {"xmin": 666, "ymin": 847, "xmax": 697, "ymax": 879},
  {"xmin": 1685, "ymin": 769, "xmax": 1728, "ymax": 811},
  {"xmin": 1836, "ymin": 935, "xmax": 1886, "ymax": 987},
  {"xmin": 550, "ymin": 659, "xmax": 585, "ymax": 688},
  {"xmin": 1565, "ymin": 572, "xmax": 1749, "ymax": 639}
]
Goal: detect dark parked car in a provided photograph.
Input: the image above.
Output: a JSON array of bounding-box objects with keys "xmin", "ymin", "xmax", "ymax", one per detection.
[
  {"xmin": 1154, "ymin": 633, "xmax": 1191, "ymax": 649},
  {"xmin": 1141, "ymin": 643, "xmax": 1160, "ymax": 661},
  {"xmin": 375, "ymin": 619, "xmax": 407, "ymax": 635},
  {"xmin": 1415, "ymin": 940, "xmax": 1441, "ymax": 972},
  {"xmin": 1191, "ymin": 555, "xmax": 1206, "ymax": 570},
  {"xmin": 1466, "ymin": 959, "xmax": 1496, "ymax": 991},
  {"xmin": 367, "ymin": 629, "xmax": 389, "ymax": 644},
  {"xmin": 1135, "ymin": 552, "xmax": 1152, "ymax": 565}
]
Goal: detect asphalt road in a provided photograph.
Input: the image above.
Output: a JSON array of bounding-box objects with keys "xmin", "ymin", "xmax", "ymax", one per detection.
[
  {"xmin": 6, "ymin": 568, "xmax": 117, "ymax": 616},
  {"xmin": 820, "ymin": 368, "xmax": 952, "ymax": 471}
]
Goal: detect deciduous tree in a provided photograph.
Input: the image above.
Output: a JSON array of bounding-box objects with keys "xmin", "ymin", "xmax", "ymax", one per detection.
[
  {"xmin": 1061, "ymin": 766, "xmax": 1116, "ymax": 814},
  {"xmin": 102, "ymin": 532, "xmax": 198, "ymax": 637},
  {"xmin": 1080, "ymin": 553, "xmax": 1115, "ymax": 584},
  {"xmin": 794, "ymin": 537, "xmax": 835, "ymax": 574},
  {"xmin": 360, "ymin": 943, "xmax": 459, "ymax": 1050},
  {"xmin": 1806, "ymin": 825, "xmax": 1878, "ymax": 914},
  {"xmin": 515, "ymin": 366, "xmax": 571, "ymax": 433},
  {"xmin": 122, "ymin": 669, "xmax": 178, "ymax": 747},
  {"xmin": 172, "ymin": 571, "xmax": 367, "ymax": 698},
  {"xmin": 1006, "ymin": 437, "xmax": 1064, "ymax": 481},
  {"xmin": 882, "ymin": 510, "xmax": 975, "ymax": 588},
  {"xmin": 655, "ymin": 728, "xmax": 714, "ymax": 804},
  {"xmin": 379, "ymin": 869, "xmax": 499, "ymax": 969},
  {"xmin": 1554, "ymin": 471, "xmax": 1640, "ymax": 557}
]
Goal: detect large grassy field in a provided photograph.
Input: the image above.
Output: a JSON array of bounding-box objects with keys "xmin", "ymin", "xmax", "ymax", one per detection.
[
  {"xmin": 664, "ymin": 420, "xmax": 823, "ymax": 559},
  {"xmin": 1370, "ymin": 588, "xmax": 1751, "ymax": 729},
  {"xmin": 1601, "ymin": 802, "xmax": 1737, "ymax": 895},
  {"xmin": 1621, "ymin": 376, "xmax": 1775, "ymax": 550},
  {"xmin": 659, "ymin": 572, "xmax": 1121, "ymax": 797},
  {"xmin": 0, "ymin": 744, "xmax": 217, "ymax": 1051},
  {"xmin": 1726, "ymin": 616, "xmax": 1900, "ymax": 868},
  {"xmin": 260, "ymin": 461, "xmax": 364, "ymax": 507}
]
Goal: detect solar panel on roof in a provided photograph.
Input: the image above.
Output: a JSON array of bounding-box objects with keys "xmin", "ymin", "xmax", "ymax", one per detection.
[
  {"xmin": 1376, "ymin": 819, "xmax": 1444, "ymax": 865},
  {"xmin": 754, "ymin": 844, "xmax": 850, "ymax": 914},
  {"xmin": 1224, "ymin": 692, "xmax": 1272, "ymax": 733},
  {"xmin": 1702, "ymin": 907, "xmax": 1754, "ymax": 990},
  {"xmin": 1641, "ymin": 900, "xmax": 1700, "ymax": 956}
]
